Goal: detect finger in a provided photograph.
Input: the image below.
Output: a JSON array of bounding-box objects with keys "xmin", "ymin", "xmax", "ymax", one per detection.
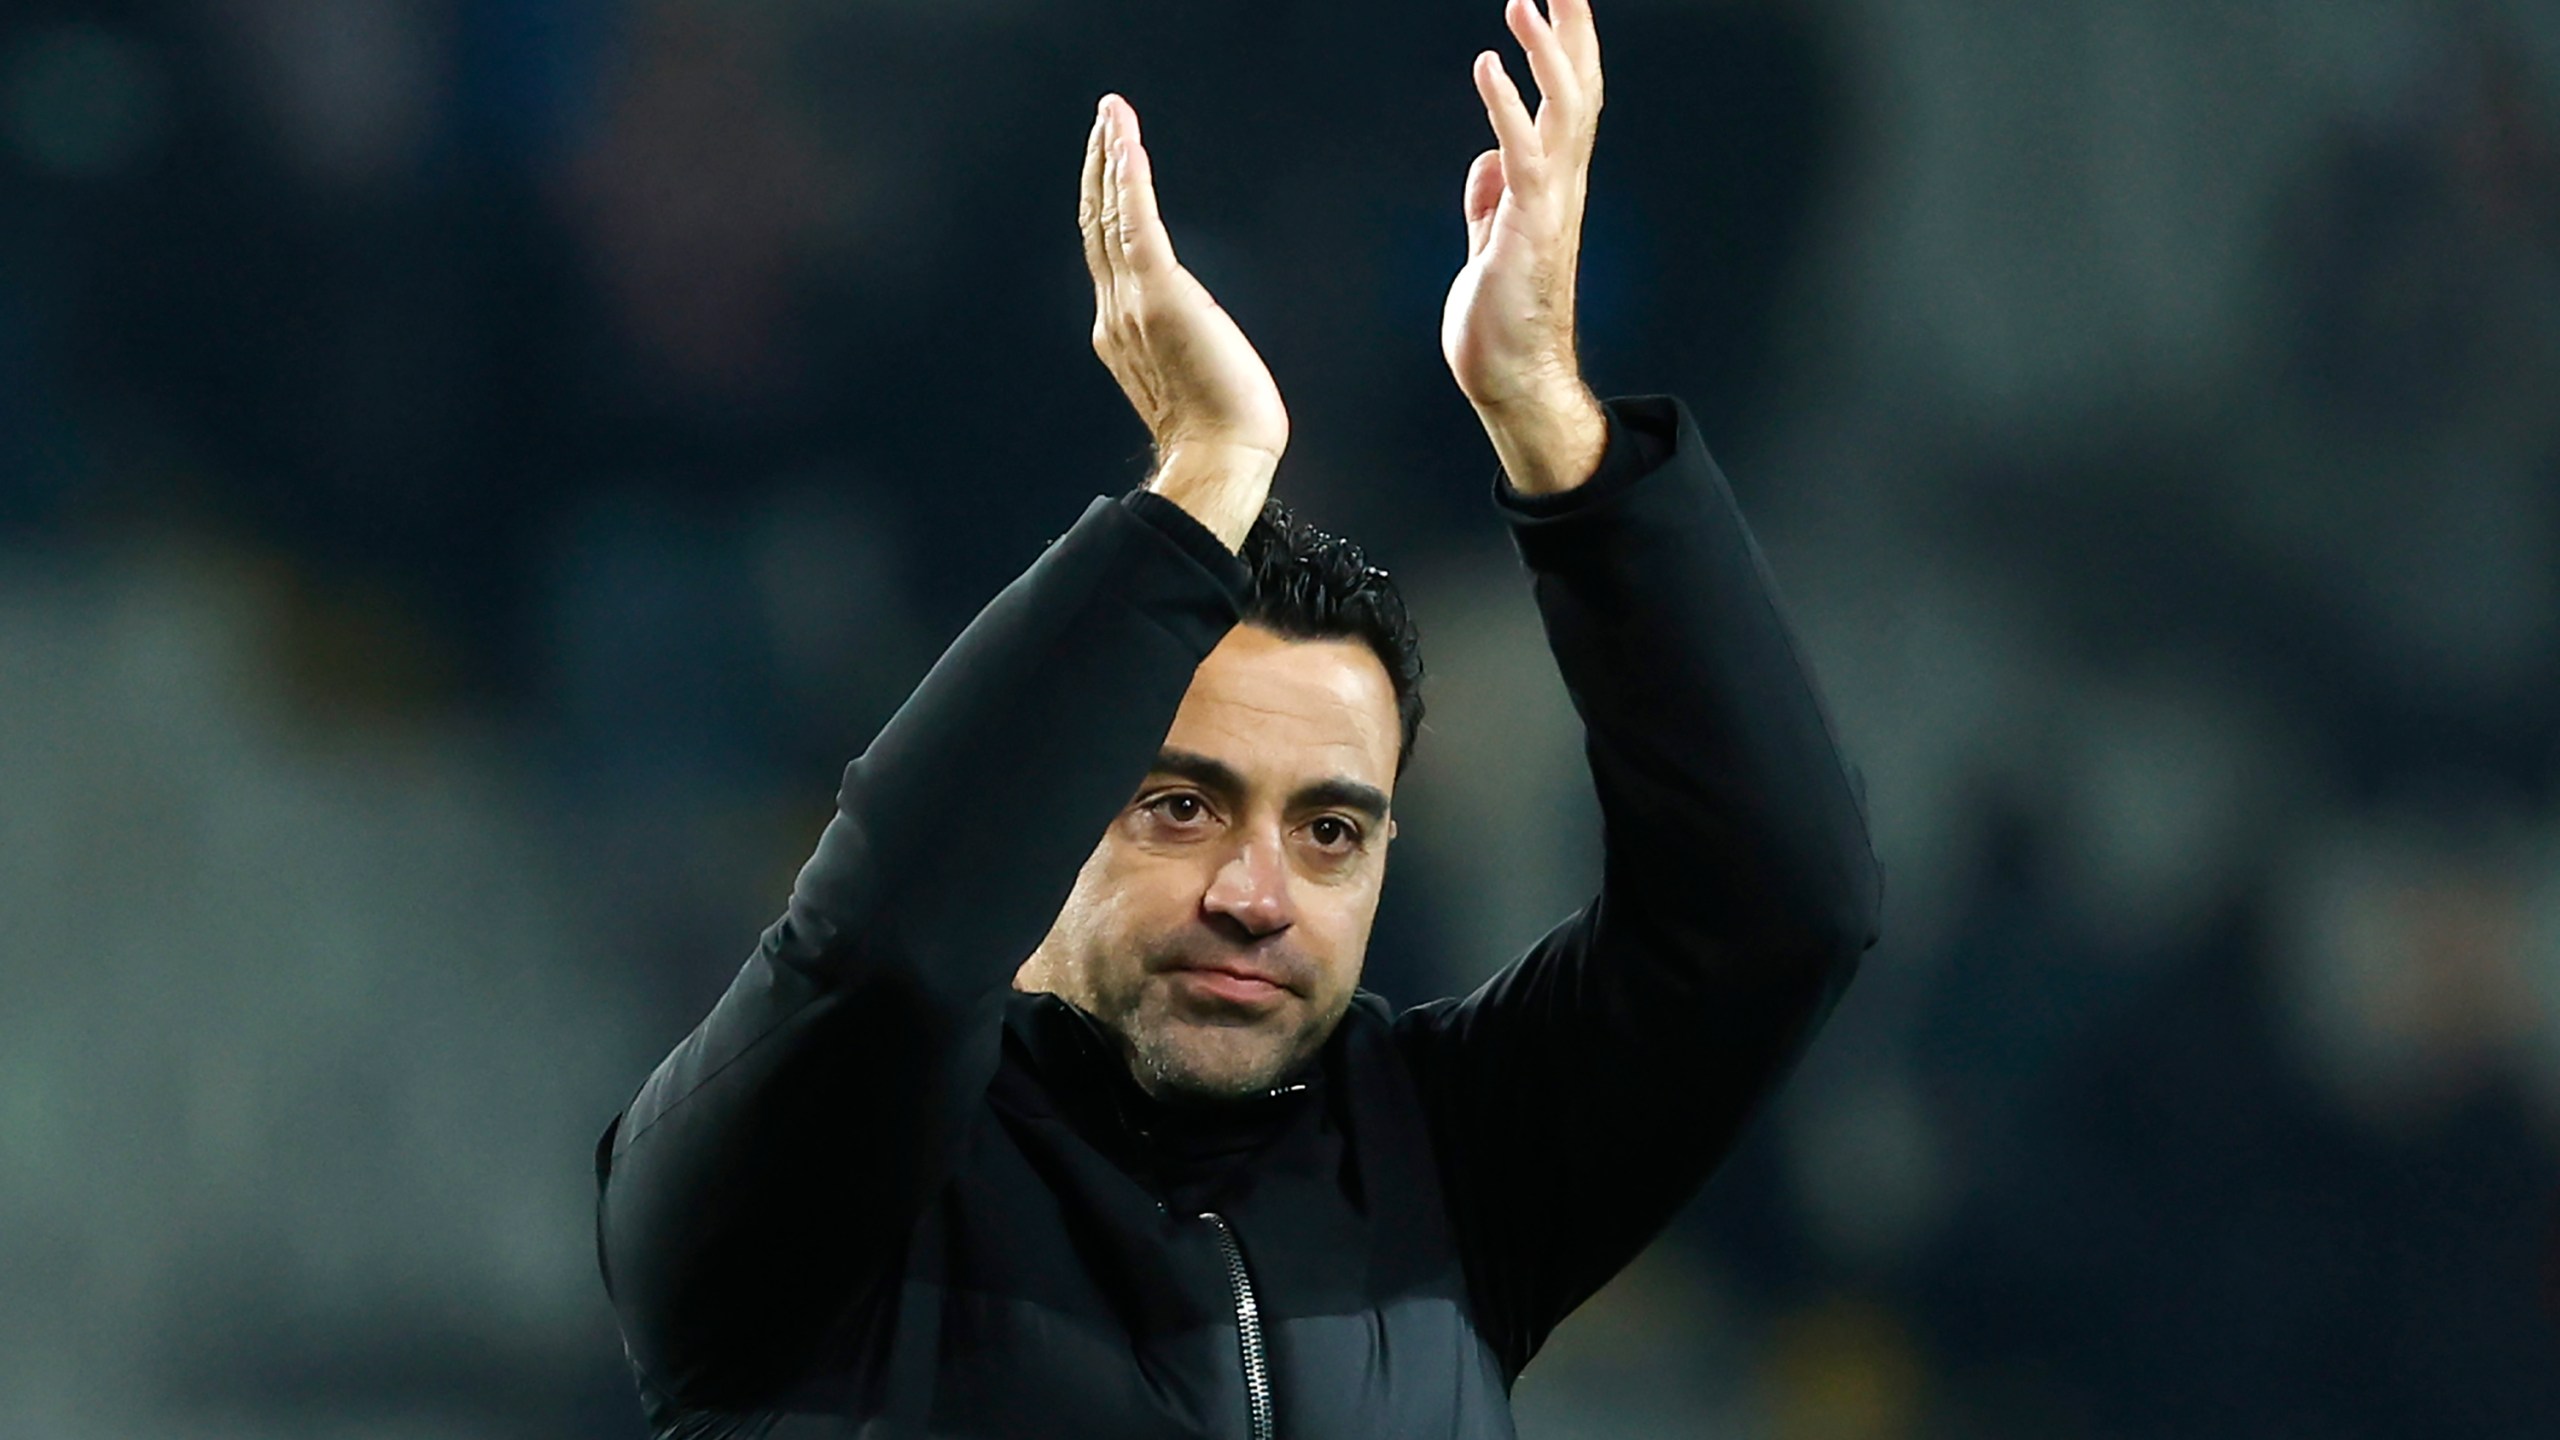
[
  {"xmin": 1079, "ymin": 106, "xmax": 1109, "ymax": 289},
  {"xmin": 1472, "ymin": 50, "xmax": 1543, "ymax": 178},
  {"xmin": 1504, "ymin": 0, "xmax": 1582, "ymax": 124},
  {"xmin": 1462, "ymin": 148, "xmax": 1504, "ymax": 259},
  {"xmin": 1549, "ymin": 0, "xmax": 1602, "ymax": 81},
  {"xmin": 1110, "ymin": 104, "xmax": 1179, "ymax": 276},
  {"xmin": 1097, "ymin": 99, "xmax": 1130, "ymax": 280},
  {"xmin": 1507, "ymin": 0, "xmax": 1598, "ymax": 162}
]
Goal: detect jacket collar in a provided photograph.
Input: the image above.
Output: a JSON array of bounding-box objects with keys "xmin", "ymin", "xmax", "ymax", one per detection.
[{"xmin": 1004, "ymin": 992, "xmax": 1324, "ymax": 1160}]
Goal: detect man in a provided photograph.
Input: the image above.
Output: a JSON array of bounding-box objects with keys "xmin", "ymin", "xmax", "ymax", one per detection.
[{"xmin": 595, "ymin": 1, "xmax": 1881, "ymax": 1434}]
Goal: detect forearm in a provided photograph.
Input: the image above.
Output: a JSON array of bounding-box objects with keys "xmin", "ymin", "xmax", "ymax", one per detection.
[
  {"xmin": 788, "ymin": 490, "xmax": 1247, "ymax": 987},
  {"xmin": 1395, "ymin": 396, "xmax": 1878, "ymax": 1370},
  {"xmin": 1150, "ymin": 439, "xmax": 1279, "ymax": 550},
  {"xmin": 598, "ymin": 489, "xmax": 1249, "ymax": 1402},
  {"xmin": 1473, "ymin": 378, "xmax": 1609, "ymax": 498},
  {"xmin": 1511, "ymin": 395, "xmax": 1879, "ymax": 987}
]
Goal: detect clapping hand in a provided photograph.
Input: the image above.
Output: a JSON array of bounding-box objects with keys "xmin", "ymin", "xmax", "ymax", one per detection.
[
  {"xmin": 1080, "ymin": 94, "xmax": 1286, "ymax": 550},
  {"xmin": 1442, "ymin": 0, "xmax": 1611, "ymax": 495}
]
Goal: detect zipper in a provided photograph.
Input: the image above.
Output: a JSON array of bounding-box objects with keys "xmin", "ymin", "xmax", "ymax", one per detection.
[{"xmin": 1199, "ymin": 1211, "xmax": 1274, "ymax": 1440}]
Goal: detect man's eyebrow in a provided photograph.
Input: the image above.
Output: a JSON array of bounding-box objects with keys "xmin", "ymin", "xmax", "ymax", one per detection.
[
  {"xmin": 1291, "ymin": 778, "xmax": 1390, "ymax": 825},
  {"xmin": 1145, "ymin": 748, "xmax": 1390, "ymax": 824},
  {"xmin": 1146, "ymin": 748, "xmax": 1247, "ymax": 802}
]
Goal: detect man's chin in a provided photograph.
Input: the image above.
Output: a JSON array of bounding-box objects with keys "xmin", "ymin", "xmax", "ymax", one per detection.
[{"xmin": 1128, "ymin": 1012, "xmax": 1306, "ymax": 1102}]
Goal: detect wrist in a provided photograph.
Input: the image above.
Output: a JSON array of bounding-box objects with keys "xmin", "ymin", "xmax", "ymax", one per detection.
[
  {"xmin": 1474, "ymin": 382, "xmax": 1608, "ymax": 497},
  {"xmin": 1147, "ymin": 439, "xmax": 1280, "ymax": 552}
]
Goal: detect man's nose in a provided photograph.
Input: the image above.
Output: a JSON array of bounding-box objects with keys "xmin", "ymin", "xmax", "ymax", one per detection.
[{"xmin": 1202, "ymin": 829, "xmax": 1294, "ymax": 938}]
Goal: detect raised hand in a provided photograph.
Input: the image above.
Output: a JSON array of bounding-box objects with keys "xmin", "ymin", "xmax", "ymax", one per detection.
[
  {"xmin": 1081, "ymin": 94, "xmax": 1287, "ymax": 549},
  {"xmin": 1442, "ymin": 0, "xmax": 1610, "ymax": 495}
]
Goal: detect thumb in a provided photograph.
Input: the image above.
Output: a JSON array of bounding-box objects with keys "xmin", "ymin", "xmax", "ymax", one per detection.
[{"xmin": 1462, "ymin": 148, "xmax": 1504, "ymax": 259}]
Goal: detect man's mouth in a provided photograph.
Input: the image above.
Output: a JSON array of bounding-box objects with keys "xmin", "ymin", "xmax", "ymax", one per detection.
[{"xmin": 1164, "ymin": 962, "xmax": 1292, "ymax": 1009}]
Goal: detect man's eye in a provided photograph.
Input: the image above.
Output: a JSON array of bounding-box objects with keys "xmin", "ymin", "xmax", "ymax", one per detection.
[
  {"xmin": 1151, "ymin": 794, "xmax": 1207, "ymax": 824},
  {"xmin": 1307, "ymin": 817, "xmax": 1361, "ymax": 850}
]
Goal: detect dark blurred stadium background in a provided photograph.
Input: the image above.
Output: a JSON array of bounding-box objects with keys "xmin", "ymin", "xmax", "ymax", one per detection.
[{"xmin": 4, "ymin": 0, "xmax": 2558, "ymax": 1435}]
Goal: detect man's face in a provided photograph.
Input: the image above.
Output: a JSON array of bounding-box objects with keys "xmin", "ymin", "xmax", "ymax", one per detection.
[{"xmin": 1017, "ymin": 624, "xmax": 1401, "ymax": 1102}]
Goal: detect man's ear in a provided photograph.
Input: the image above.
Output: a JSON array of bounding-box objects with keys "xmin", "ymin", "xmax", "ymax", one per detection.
[{"xmin": 1386, "ymin": 818, "xmax": 1399, "ymax": 842}]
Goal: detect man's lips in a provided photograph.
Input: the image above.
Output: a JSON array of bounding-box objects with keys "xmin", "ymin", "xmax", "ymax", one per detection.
[{"xmin": 1164, "ymin": 961, "xmax": 1294, "ymax": 1006}]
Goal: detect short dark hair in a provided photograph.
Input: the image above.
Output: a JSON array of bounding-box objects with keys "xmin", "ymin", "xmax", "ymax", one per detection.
[{"xmin": 1235, "ymin": 498, "xmax": 1424, "ymax": 773}]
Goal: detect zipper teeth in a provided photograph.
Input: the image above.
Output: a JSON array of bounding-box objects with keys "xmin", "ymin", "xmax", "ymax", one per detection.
[{"xmin": 1200, "ymin": 1212, "xmax": 1274, "ymax": 1440}]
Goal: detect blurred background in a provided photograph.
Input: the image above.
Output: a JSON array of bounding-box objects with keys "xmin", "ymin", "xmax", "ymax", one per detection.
[{"xmin": 4, "ymin": 0, "xmax": 2558, "ymax": 1434}]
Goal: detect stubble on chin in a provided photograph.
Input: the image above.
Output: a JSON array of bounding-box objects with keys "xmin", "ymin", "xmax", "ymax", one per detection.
[{"xmin": 1102, "ymin": 966, "xmax": 1337, "ymax": 1103}]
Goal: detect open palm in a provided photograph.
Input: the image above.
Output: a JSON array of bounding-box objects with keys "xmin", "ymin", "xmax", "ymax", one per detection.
[{"xmin": 1440, "ymin": 0, "xmax": 1603, "ymax": 412}]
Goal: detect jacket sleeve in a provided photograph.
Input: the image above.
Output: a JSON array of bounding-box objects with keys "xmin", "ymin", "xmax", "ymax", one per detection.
[
  {"xmin": 1392, "ymin": 395, "xmax": 1883, "ymax": 1379},
  {"xmin": 594, "ymin": 491, "xmax": 1247, "ymax": 1408}
]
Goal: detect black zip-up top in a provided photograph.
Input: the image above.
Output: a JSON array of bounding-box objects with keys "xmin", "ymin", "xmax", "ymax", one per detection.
[{"xmin": 595, "ymin": 395, "xmax": 1884, "ymax": 1438}]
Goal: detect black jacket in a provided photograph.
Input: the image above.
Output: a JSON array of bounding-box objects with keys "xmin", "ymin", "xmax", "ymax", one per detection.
[{"xmin": 595, "ymin": 395, "xmax": 1882, "ymax": 1438}]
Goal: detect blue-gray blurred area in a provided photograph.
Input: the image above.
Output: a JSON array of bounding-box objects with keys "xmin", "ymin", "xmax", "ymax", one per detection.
[{"xmin": 4, "ymin": 0, "xmax": 2559, "ymax": 1434}]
